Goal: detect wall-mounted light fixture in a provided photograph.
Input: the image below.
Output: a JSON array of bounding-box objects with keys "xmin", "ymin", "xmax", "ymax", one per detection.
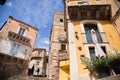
[
  {"xmin": 75, "ymin": 32, "xmax": 79, "ymax": 39},
  {"xmin": 80, "ymin": 55, "xmax": 85, "ymax": 59}
]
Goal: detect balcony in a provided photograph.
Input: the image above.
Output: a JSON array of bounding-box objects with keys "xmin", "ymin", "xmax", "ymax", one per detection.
[
  {"xmin": 81, "ymin": 32, "xmax": 108, "ymax": 44},
  {"xmin": 68, "ymin": 5, "xmax": 111, "ymax": 21},
  {"xmin": 8, "ymin": 31, "xmax": 31, "ymax": 46},
  {"xmin": 59, "ymin": 50, "xmax": 69, "ymax": 61},
  {"xmin": 31, "ymin": 54, "xmax": 44, "ymax": 60}
]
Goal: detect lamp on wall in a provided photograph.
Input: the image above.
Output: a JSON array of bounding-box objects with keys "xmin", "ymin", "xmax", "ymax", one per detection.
[
  {"xmin": 75, "ymin": 32, "xmax": 79, "ymax": 39},
  {"xmin": 80, "ymin": 55, "xmax": 85, "ymax": 59}
]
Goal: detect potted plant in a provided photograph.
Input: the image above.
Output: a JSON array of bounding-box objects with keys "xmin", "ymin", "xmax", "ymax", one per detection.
[
  {"xmin": 80, "ymin": 56, "xmax": 98, "ymax": 78},
  {"xmin": 91, "ymin": 58, "xmax": 111, "ymax": 78},
  {"xmin": 81, "ymin": 56, "xmax": 111, "ymax": 79}
]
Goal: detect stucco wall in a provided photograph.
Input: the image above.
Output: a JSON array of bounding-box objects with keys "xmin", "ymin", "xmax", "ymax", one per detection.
[
  {"xmin": 72, "ymin": 20, "xmax": 120, "ymax": 80},
  {"xmin": 66, "ymin": 0, "xmax": 120, "ymax": 79},
  {"xmin": 0, "ymin": 17, "xmax": 38, "ymax": 48},
  {"xmin": 0, "ymin": 39, "xmax": 32, "ymax": 59}
]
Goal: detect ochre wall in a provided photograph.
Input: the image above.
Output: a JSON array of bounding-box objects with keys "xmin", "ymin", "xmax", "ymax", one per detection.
[
  {"xmin": 59, "ymin": 60, "xmax": 69, "ymax": 80},
  {"xmin": 73, "ymin": 21, "xmax": 89, "ymax": 73},
  {"xmin": 100, "ymin": 21, "xmax": 120, "ymax": 50},
  {"xmin": 73, "ymin": 20, "xmax": 120, "ymax": 74}
]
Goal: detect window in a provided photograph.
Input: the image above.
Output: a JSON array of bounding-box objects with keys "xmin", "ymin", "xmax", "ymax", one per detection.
[
  {"xmin": 117, "ymin": 0, "xmax": 120, "ymax": 2},
  {"xmin": 60, "ymin": 18, "xmax": 64, "ymax": 23},
  {"xmin": 36, "ymin": 61, "xmax": 39, "ymax": 66},
  {"xmin": 89, "ymin": 47, "xmax": 106, "ymax": 60},
  {"xmin": 18, "ymin": 27, "xmax": 25, "ymax": 36},
  {"xmin": 84, "ymin": 24, "xmax": 102, "ymax": 43},
  {"xmin": 61, "ymin": 44, "xmax": 66, "ymax": 50},
  {"xmin": 10, "ymin": 43, "xmax": 20, "ymax": 55},
  {"xmin": 89, "ymin": 47, "xmax": 95, "ymax": 60},
  {"xmin": 37, "ymin": 52, "xmax": 40, "ymax": 57}
]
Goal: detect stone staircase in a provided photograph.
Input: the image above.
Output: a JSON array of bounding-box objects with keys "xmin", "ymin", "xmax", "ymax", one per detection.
[
  {"xmin": 7, "ymin": 75, "xmax": 48, "ymax": 80},
  {"xmin": 29, "ymin": 76, "xmax": 48, "ymax": 80}
]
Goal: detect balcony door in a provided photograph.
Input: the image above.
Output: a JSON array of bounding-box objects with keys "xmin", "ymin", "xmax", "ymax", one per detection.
[
  {"xmin": 18, "ymin": 27, "xmax": 25, "ymax": 36},
  {"xmin": 89, "ymin": 47, "xmax": 106, "ymax": 60},
  {"xmin": 84, "ymin": 24, "xmax": 102, "ymax": 43}
]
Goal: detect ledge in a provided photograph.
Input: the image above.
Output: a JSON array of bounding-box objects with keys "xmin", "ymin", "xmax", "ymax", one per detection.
[{"xmin": 68, "ymin": 4, "xmax": 111, "ymax": 21}]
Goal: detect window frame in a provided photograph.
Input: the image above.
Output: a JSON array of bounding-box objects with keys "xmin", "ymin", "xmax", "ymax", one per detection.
[
  {"xmin": 10, "ymin": 43, "xmax": 20, "ymax": 55},
  {"xmin": 84, "ymin": 23, "xmax": 103, "ymax": 43},
  {"xmin": 80, "ymin": 20, "xmax": 109, "ymax": 59},
  {"xmin": 60, "ymin": 18, "xmax": 64, "ymax": 23},
  {"xmin": 18, "ymin": 27, "xmax": 26, "ymax": 36},
  {"xmin": 36, "ymin": 61, "xmax": 40, "ymax": 66},
  {"xmin": 61, "ymin": 44, "xmax": 66, "ymax": 51},
  {"xmin": 89, "ymin": 46, "xmax": 106, "ymax": 60}
]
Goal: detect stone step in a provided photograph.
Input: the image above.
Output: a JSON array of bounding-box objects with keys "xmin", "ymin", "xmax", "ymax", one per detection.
[{"xmin": 7, "ymin": 75, "xmax": 48, "ymax": 80}]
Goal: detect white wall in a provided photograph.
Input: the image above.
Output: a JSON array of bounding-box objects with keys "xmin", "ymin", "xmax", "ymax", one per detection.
[{"xmin": 0, "ymin": 38, "xmax": 32, "ymax": 59}]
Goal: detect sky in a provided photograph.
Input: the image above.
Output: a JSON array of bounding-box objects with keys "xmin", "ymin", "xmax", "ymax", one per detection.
[{"xmin": 0, "ymin": 0, "xmax": 64, "ymax": 51}]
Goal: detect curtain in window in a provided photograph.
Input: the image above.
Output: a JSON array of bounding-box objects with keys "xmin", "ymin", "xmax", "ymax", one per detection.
[
  {"xmin": 84, "ymin": 24, "xmax": 102, "ymax": 43},
  {"xmin": 91, "ymin": 29, "xmax": 106, "ymax": 58},
  {"xmin": 10, "ymin": 44, "xmax": 20, "ymax": 55}
]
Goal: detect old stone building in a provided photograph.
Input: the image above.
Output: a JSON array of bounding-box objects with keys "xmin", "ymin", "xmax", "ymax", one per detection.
[
  {"xmin": 28, "ymin": 48, "xmax": 48, "ymax": 77},
  {"xmin": 0, "ymin": 16, "xmax": 38, "ymax": 79},
  {"xmin": 111, "ymin": 0, "xmax": 120, "ymax": 35},
  {"xmin": 49, "ymin": 11, "xmax": 69, "ymax": 80}
]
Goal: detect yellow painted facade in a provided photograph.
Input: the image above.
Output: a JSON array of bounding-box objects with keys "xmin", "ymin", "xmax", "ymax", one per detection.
[
  {"xmin": 57, "ymin": 0, "xmax": 120, "ymax": 80},
  {"xmin": 73, "ymin": 21, "xmax": 120, "ymax": 74},
  {"xmin": 59, "ymin": 60, "xmax": 69, "ymax": 80},
  {"xmin": 73, "ymin": 21, "xmax": 89, "ymax": 73}
]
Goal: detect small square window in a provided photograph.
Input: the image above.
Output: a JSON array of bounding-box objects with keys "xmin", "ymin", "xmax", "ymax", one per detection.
[
  {"xmin": 36, "ymin": 61, "xmax": 39, "ymax": 66},
  {"xmin": 60, "ymin": 18, "xmax": 64, "ymax": 23},
  {"xmin": 61, "ymin": 44, "xmax": 66, "ymax": 50}
]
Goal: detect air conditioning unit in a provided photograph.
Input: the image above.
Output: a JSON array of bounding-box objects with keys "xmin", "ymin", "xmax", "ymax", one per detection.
[{"xmin": 58, "ymin": 35, "xmax": 66, "ymax": 41}]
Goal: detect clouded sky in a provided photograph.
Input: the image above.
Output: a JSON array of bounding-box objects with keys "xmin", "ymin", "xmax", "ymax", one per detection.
[{"xmin": 0, "ymin": 0, "xmax": 64, "ymax": 51}]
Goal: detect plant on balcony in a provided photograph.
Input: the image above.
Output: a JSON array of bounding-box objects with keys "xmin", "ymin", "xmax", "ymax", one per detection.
[
  {"xmin": 92, "ymin": 58, "xmax": 110, "ymax": 71},
  {"xmin": 81, "ymin": 57, "xmax": 111, "ymax": 78},
  {"xmin": 81, "ymin": 52, "xmax": 120, "ymax": 78},
  {"xmin": 91, "ymin": 58, "xmax": 111, "ymax": 78}
]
